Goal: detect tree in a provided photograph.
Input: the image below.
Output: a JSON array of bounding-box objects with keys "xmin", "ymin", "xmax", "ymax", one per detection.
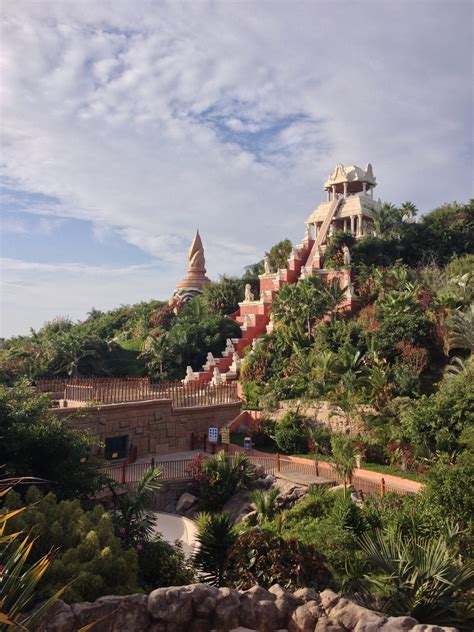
[
  {"xmin": 202, "ymin": 276, "xmax": 245, "ymax": 315},
  {"xmin": 331, "ymin": 435, "xmax": 357, "ymax": 497},
  {"xmin": 112, "ymin": 467, "xmax": 163, "ymax": 547},
  {"xmin": 252, "ymin": 488, "xmax": 280, "ymax": 523},
  {"xmin": 193, "ymin": 512, "xmax": 237, "ymax": 587},
  {"xmin": 271, "ymin": 277, "xmax": 338, "ymax": 344},
  {"xmin": 0, "ymin": 382, "xmax": 106, "ymax": 501}
]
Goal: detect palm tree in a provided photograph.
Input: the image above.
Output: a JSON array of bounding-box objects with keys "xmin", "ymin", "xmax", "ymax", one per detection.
[
  {"xmin": 331, "ymin": 434, "xmax": 357, "ymax": 497},
  {"xmin": 251, "ymin": 488, "xmax": 280, "ymax": 523},
  {"xmin": 140, "ymin": 334, "xmax": 168, "ymax": 377},
  {"xmin": 193, "ymin": 512, "xmax": 237, "ymax": 586},
  {"xmin": 356, "ymin": 527, "xmax": 474, "ymax": 625},
  {"xmin": 113, "ymin": 467, "xmax": 162, "ymax": 546}
]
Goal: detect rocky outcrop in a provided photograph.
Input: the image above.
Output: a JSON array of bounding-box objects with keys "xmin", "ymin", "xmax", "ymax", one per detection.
[{"xmin": 39, "ymin": 585, "xmax": 459, "ymax": 632}]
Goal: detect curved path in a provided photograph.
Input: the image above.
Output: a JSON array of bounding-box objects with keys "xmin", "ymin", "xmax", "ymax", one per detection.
[{"xmin": 151, "ymin": 512, "xmax": 198, "ymax": 558}]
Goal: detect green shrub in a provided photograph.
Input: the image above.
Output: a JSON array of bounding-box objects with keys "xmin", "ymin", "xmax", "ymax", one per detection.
[
  {"xmin": 137, "ymin": 536, "xmax": 195, "ymax": 591},
  {"xmin": 196, "ymin": 451, "xmax": 254, "ymax": 510},
  {"xmin": 274, "ymin": 411, "xmax": 308, "ymax": 454},
  {"xmin": 5, "ymin": 487, "xmax": 139, "ymax": 603},
  {"xmin": 225, "ymin": 528, "xmax": 331, "ymax": 591}
]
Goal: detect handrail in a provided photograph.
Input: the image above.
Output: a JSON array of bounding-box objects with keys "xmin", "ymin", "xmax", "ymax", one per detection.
[{"xmin": 306, "ymin": 196, "xmax": 343, "ymax": 265}]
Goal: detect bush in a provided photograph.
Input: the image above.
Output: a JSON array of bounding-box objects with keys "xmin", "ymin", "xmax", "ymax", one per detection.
[
  {"xmin": 192, "ymin": 451, "xmax": 254, "ymax": 510},
  {"xmin": 4, "ymin": 487, "xmax": 139, "ymax": 603},
  {"xmin": 308, "ymin": 425, "xmax": 332, "ymax": 455},
  {"xmin": 225, "ymin": 529, "xmax": 331, "ymax": 591},
  {"xmin": 423, "ymin": 463, "xmax": 474, "ymax": 528},
  {"xmin": 137, "ymin": 536, "xmax": 195, "ymax": 591},
  {"xmin": 274, "ymin": 411, "xmax": 308, "ymax": 454}
]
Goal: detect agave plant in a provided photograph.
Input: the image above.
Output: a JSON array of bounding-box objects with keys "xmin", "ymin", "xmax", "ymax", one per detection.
[
  {"xmin": 0, "ymin": 487, "xmax": 66, "ymax": 630},
  {"xmin": 356, "ymin": 526, "xmax": 474, "ymax": 626},
  {"xmin": 251, "ymin": 488, "xmax": 280, "ymax": 523}
]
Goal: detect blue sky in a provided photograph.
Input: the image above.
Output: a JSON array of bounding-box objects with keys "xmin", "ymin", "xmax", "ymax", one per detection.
[{"xmin": 1, "ymin": 0, "xmax": 472, "ymax": 337}]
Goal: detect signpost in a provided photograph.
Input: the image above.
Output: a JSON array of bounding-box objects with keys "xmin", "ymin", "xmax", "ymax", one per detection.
[
  {"xmin": 221, "ymin": 428, "xmax": 230, "ymax": 444},
  {"xmin": 208, "ymin": 425, "xmax": 218, "ymax": 454}
]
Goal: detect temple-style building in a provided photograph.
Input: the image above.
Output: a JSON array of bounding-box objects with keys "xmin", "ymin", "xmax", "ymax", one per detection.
[
  {"xmin": 177, "ymin": 162, "xmax": 382, "ymax": 385},
  {"xmin": 169, "ymin": 229, "xmax": 210, "ymax": 311},
  {"xmin": 304, "ymin": 163, "xmax": 380, "ymax": 270}
]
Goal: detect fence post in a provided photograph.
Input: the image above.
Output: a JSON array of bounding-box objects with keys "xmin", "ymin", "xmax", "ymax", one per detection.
[
  {"xmin": 121, "ymin": 461, "xmax": 126, "ymax": 484},
  {"xmin": 277, "ymin": 453, "xmax": 280, "ymax": 472},
  {"xmin": 151, "ymin": 457, "xmax": 155, "ymax": 469},
  {"xmin": 380, "ymin": 477, "xmax": 385, "ymax": 498},
  {"xmin": 315, "ymin": 459, "xmax": 319, "ymax": 477}
]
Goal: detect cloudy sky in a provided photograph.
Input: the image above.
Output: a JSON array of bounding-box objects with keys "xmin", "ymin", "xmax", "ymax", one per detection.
[{"xmin": 1, "ymin": 0, "xmax": 472, "ymax": 338}]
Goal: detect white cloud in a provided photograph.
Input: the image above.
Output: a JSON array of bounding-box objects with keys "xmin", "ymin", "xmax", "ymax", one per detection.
[{"xmin": 0, "ymin": 0, "xmax": 472, "ymax": 336}]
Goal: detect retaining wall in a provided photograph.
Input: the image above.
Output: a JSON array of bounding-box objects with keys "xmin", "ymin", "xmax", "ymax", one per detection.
[{"xmin": 52, "ymin": 399, "xmax": 241, "ymax": 458}]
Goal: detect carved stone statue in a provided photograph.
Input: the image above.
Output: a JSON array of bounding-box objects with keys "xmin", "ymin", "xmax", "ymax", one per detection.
[
  {"xmin": 244, "ymin": 283, "xmax": 254, "ymax": 302},
  {"xmin": 212, "ymin": 367, "xmax": 222, "ymax": 386},
  {"xmin": 264, "ymin": 254, "xmax": 271, "ymax": 274},
  {"xmin": 342, "ymin": 245, "xmax": 351, "ymax": 265}
]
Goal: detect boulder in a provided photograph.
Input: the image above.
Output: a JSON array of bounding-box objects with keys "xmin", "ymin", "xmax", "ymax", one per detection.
[
  {"xmin": 221, "ymin": 491, "xmax": 254, "ymax": 525},
  {"xmin": 176, "ymin": 492, "xmax": 200, "ymax": 514},
  {"xmin": 71, "ymin": 595, "xmax": 148, "ymax": 632},
  {"xmin": 319, "ymin": 589, "xmax": 340, "ymax": 613},
  {"xmin": 212, "ymin": 587, "xmax": 241, "ymax": 630},
  {"xmin": 269, "ymin": 584, "xmax": 304, "ymax": 622},
  {"xmin": 380, "ymin": 617, "xmax": 418, "ymax": 632},
  {"xmin": 288, "ymin": 600, "xmax": 324, "ymax": 632},
  {"xmin": 148, "ymin": 586, "xmax": 193, "ymax": 624},
  {"xmin": 329, "ymin": 598, "xmax": 386, "ymax": 632},
  {"xmin": 188, "ymin": 583, "xmax": 219, "ymax": 619},
  {"xmin": 411, "ymin": 627, "xmax": 456, "ymax": 632},
  {"xmin": 39, "ymin": 599, "xmax": 77, "ymax": 632},
  {"xmin": 240, "ymin": 585, "xmax": 285, "ymax": 631},
  {"xmin": 315, "ymin": 616, "xmax": 347, "ymax": 632},
  {"xmin": 189, "ymin": 619, "xmax": 212, "ymax": 632},
  {"xmin": 293, "ymin": 587, "xmax": 319, "ymax": 604}
]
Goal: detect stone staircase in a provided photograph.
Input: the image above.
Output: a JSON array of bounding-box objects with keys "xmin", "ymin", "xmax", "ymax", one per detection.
[{"xmin": 182, "ymin": 235, "xmax": 316, "ymax": 385}]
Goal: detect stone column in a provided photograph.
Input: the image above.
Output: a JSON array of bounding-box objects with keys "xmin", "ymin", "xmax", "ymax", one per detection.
[
  {"xmin": 343, "ymin": 182, "xmax": 348, "ymax": 198},
  {"xmin": 332, "ymin": 185, "xmax": 336, "ymax": 200},
  {"xmin": 350, "ymin": 216, "xmax": 355, "ymax": 233},
  {"xmin": 362, "ymin": 182, "xmax": 367, "ymax": 195},
  {"xmin": 327, "ymin": 190, "xmax": 330, "ymax": 202}
]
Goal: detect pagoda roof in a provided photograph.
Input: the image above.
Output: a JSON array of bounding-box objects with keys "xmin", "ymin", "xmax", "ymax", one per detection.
[{"xmin": 324, "ymin": 163, "xmax": 376, "ymax": 190}]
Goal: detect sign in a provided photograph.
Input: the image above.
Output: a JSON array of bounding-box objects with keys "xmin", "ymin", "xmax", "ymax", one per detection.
[
  {"xmin": 243, "ymin": 436, "xmax": 252, "ymax": 450},
  {"xmin": 221, "ymin": 428, "xmax": 230, "ymax": 444},
  {"xmin": 208, "ymin": 426, "xmax": 219, "ymax": 444}
]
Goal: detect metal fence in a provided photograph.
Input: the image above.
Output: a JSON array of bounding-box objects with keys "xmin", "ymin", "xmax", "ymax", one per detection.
[
  {"xmin": 100, "ymin": 451, "xmax": 419, "ymax": 498},
  {"xmin": 101, "ymin": 457, "xmax": 198, "ymax": 485}
]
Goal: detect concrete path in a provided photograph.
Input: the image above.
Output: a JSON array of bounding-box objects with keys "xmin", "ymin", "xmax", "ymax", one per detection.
[{"xmin": 151, "ymin": 512, "xmax": 198, "ymax": 558}]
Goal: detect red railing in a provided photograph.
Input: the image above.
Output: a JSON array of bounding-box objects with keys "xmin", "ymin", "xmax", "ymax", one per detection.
[
  {"xmin": 38, "ymin": 377, "xmax": 240, "ymax": 408},
  {"xmin": 100, "ymin": 450, "xmax": 420, "ymax": 498},
  {"xmin": 101, "ymin": 457, "xmax": 198, "ymax": 484}
]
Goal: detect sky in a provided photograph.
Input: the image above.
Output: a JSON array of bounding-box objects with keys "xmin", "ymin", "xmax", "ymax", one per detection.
[{"xmin": 1, "ymin": 0, "xmax": 472, "ymax": 338}]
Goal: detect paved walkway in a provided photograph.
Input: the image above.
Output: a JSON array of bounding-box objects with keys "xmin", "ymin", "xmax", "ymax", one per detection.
[{"xmin": 151, "ymin": 512, "xmax": 198, "ymax": 558}]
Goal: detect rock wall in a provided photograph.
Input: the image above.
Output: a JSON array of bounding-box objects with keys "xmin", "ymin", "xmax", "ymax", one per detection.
[{"xmin": 40, "ymin": 584, "xmax": 458, "ymax": 632}]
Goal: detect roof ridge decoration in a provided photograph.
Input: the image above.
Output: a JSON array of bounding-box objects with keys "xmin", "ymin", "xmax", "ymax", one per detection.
[{"xmin": 188, "ymin": 229, "xmax": 206, "ymax": 272}]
